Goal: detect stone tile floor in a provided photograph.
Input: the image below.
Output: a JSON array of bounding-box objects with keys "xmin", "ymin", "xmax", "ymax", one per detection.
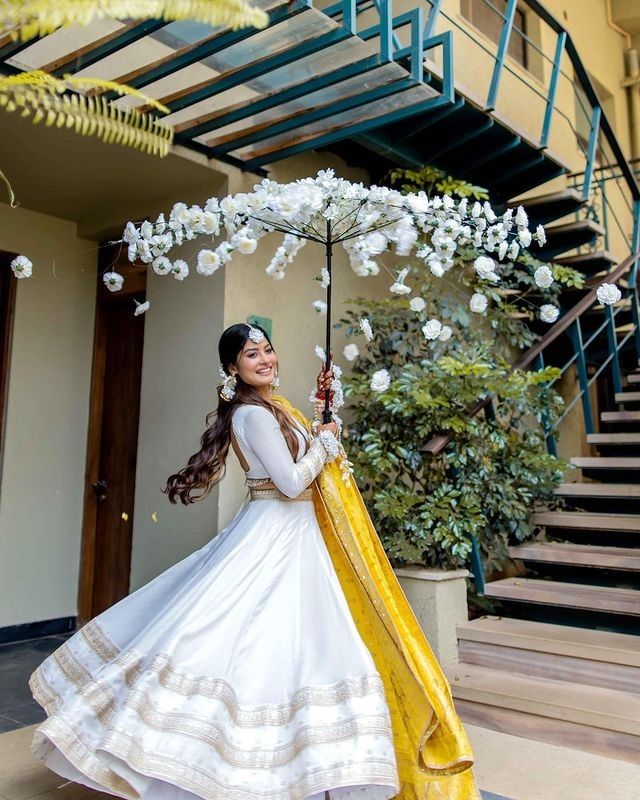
[{"xmin": 0, "ymin": 636, "xmax": 71, "ymax": 733}]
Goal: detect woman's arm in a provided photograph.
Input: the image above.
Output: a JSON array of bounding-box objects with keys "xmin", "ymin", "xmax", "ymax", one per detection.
[{"xmin": 242, "ymin": 406, "xmax": 338, "ymax": 498}]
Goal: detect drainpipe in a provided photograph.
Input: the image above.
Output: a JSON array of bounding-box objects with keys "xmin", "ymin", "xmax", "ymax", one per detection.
[{"xmin": 606, "ymin": 0, "xmax": 640, "ymax": 160}]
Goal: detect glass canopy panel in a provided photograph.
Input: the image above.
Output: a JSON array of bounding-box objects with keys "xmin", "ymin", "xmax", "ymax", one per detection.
[
  {"xmin": 168, "ymin": 29, "xmax": 379, "ymax": 132},
  {"xmin": 232, "ymin": 83, "xmax": 437, "ymax": 159},
  {"xmin": 6, "ymin": 19, "xmax": 125, "ymax": 71},
  {"xmin": 201, "ymin": 61, "xmax": 410, "ymax": 147}
]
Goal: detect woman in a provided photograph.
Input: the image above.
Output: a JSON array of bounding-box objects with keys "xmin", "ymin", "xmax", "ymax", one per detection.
[{"xmin": 29, "ymin": 323, "xmax": 479, "ymax": 800}]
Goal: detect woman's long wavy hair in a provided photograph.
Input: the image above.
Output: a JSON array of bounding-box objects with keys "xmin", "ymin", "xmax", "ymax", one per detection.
[{"xmin": 164, "ymin": 323, "xmax": 302, "ymax": 505}]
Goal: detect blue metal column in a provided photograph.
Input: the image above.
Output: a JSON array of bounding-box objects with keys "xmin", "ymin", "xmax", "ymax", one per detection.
[
  {"xmin": 540, "ymin": 31, "xmax": 566, "ymax": 148},
  {"xmin": 605, "ymin": 305, "xmax": 623, "ymax": 395},
  {"xmin": 534, "ymin": 353, "xmax": 558, "ymax": 457},
  {"xmin": 486, "ymin": 0, "xmax": 518, "ymax": 111},
  {"xmin": 582, "ymin": 105, "xmax": 602, "ymax": 201},
  {"xmin": 569, "ymin": 319, "xmax": 595, "ymax": 434},
  {"xmin": 629, "ymin": 200, "xmax": 640, "ymax": 362}
]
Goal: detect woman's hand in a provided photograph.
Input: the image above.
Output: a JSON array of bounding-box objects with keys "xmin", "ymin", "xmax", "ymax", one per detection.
[
  {"xmin": 316, "ymin": 354, "xmax": 334, "ymax": 393},
  {"xmin": 316, "ymin": 421, "xmax": 339, "ymax": 437}
]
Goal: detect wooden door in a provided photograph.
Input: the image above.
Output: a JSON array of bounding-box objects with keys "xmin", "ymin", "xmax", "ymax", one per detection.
[{"xmin": 77, "ymin": 246, "xmax": 146, "ymax": 623}]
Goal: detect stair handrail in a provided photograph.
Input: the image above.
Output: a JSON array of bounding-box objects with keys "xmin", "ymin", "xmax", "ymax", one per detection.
[{"xmin": 423, "ymin": 251, "xmax": 639, "ymax": 456}]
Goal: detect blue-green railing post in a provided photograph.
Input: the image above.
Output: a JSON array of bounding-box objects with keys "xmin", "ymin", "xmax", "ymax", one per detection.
[
  {"xmin": 582, "ymin": 105, "xmax": 602, "ymax": 201},
  {"xmin": 534, "ymin": 353, "xmax": 558, "ymax": 457},
  {"xmin": 569, "ymin": 319, "xmax": 595, "ymax": 434},
  {"xmin": 424, "ymin": 0, "xmax": 443, "ymax": 39},
  {"xmin": 540, "ymin": 30, "xmax": 566, "ymax": 148},
  {"xmin": 486, "ymin": 0, "xmax": 518, "ymax": 111},
  {"xmin": 629, "ymin": 200, "xmax": 640, "ymax": 363},
  {"xmin": 470, "ymin": 535, "xmax": 485, "ymax": 595},
  {"xmin": 600, "ymin": 177, "xmax": 610, "ymax": 251},
  {"xmin": 605, "ymin": 305, "xmax": 623, "ymax": 395}
]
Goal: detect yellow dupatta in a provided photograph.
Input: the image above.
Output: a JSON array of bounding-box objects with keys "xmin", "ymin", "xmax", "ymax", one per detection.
[{"xmin": 273, "ymin": 395, "xmax": 479, "ymax": 800}]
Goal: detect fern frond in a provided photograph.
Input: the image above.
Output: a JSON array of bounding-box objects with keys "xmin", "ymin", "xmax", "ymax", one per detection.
[
  {"xmin": 0, "ymin": 70, "xmax": 174, "ymax": 157},
  {"xmin": 3, "ymin": 0, "xmax": 268, "ymax": 41}
]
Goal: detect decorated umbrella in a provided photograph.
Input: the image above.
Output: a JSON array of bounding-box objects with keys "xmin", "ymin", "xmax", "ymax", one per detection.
[{"xmin": 120, "ymin": 169, "xmax": 558, "ymax": 422}]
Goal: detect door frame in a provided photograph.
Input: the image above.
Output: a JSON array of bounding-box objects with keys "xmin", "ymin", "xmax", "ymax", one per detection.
[
  {"xmin": 77, "ymin": 245, "xmax": 146, "ymax": 625},
  {"xmin": 0, "ymin": 252, "xmax": 18, "ymax": 503}
]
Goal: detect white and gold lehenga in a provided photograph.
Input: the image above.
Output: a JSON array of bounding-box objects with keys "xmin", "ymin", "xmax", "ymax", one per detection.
[{"xmin": 29, "ymin": 396, "xmax": 479, "ymax": 800}]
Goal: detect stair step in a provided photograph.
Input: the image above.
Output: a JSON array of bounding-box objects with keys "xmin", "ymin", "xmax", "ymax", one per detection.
[
  {"xmin": 615, "ymin": 392, "xmax": 640, "ymax": 403},
  {"xmin": 448, "ymin": 663, "xmax": 640, "ymax": 762},
  {"xmin": 484, "ymin": 577, "xmax": 640, "ymax": 616},
  {"xmin": 457, "ymin": 616, "xmax": 640, "ymax": 667},
  {"xmin": 587, "ymin": 432, "xmax": 640, "ymax": 445},
  {"xmin": 554, "ymin": 250, "xmax": 616, "ymax": 276},
  {"xmin": 532, "ymin": 511, "xmax": 640, "ymax": 532},
  {"xmin": 571, "ymin": 456, "xmax": 640, "ymax": 469},
  {"xmin": 537, "ymin": 219, "xmax": 605, "ymax": 259},
  {"xmin": 554, "ymin": 482, "xmax": 640, "ymax": 498},
  {"xmin": 509, "ymin": 542, "xmax": 640, "ymax": 570},
  {"xmin": 628, "ymin": 374, "xmax": 640, "ymax": 385},
  {"xmin": 457, "ymin": 617, "xmax": 640, "ymax": 694},
  {"xmin": 601, "ymin": 410, "xmax": 640, "ymax": 423},
  {"xmin": 506, "ymin": 188, "xmax": 583, "ymax": 226}
]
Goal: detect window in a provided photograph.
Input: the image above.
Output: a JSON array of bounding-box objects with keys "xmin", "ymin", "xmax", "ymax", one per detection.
[{"xmin": 461, "ymin": 0, "xmax": 528, "ymax": 70}]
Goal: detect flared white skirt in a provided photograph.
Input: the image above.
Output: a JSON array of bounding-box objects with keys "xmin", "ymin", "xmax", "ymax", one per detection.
[{"xmin": 29, "ymin": 496, "xmax": 399, "ymax": 800}]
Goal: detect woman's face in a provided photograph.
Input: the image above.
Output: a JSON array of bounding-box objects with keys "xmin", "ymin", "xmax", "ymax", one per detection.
[{"xmin": 230, "ymin": 337, "xmax": 278, "ymax": 389}]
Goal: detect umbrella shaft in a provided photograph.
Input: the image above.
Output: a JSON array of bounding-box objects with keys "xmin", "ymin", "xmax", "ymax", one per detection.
[{"xmin": 323, "ymin": 221, "xmax": 333, "ymax": 424}]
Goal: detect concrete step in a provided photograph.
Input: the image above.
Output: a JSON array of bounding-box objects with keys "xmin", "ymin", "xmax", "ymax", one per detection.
[
  {"xmin": 602, "ymin": 410, "xmax": 640, "ymax": 423},
  {"xmin": 615, "ymin": 392, "xmax": 640, "ymax": 403},
  {"xmin": 628, "ymin": 374, "xmax": 640, "ymax": 385},
  {"xmin": 457, "ymin": 616, "xmax": 640, "ymax": 694},
  {"xmin": 587, "ymin": 432, "xmax": 640, "ymax": 445},
  {"xmin": 554, "ymin": 482, "xmax": 640, "ymax": 498},
  {"xmin": 570, "ymin": 457, "xmax": 640, "ymax": 469},
  {"xmin": 509, "ymin": 541, "xmax": 640, "ymax": 571},
  {"xmin": 449, "ymin": 662, "xmax": 640, "ymax": 763},
  {"xmin": 484, "ymin": 577, "xmax": 640, "ymax": 616},
  {"xmin": 532, "ymin": 511, "xmax": 640, "ymax": 533}
]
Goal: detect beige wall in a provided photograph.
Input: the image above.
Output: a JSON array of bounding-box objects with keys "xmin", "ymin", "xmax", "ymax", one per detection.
[{"xmin": 0, "ymin": 205, "xmax": 96, "ymax": 628}]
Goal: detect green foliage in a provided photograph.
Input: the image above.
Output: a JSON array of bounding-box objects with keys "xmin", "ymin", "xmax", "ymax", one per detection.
[
  {"xmin": 338, "ymin": 288, "xmax": 567, "ymax": 572},
  {"xmin": 387, "ymin": 166, "xmax": 489, "ymax": 200}
]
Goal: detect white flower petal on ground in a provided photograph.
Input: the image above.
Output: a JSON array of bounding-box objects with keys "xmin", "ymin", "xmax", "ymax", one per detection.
[
  {"xmin": 312, "ymin": 300, "xmax": 327, "ymax": 315},
  {"xmin": 469, "ymin": 292, "xmax": 488, "ymax": 313},
  {"xmin": 134, "ymin": 300, "xmax": 150, "ymax": 316},
  {"xmin": 540, "ymin": 304, "xmax": 560, "ymax": 323},
  {"xmin": 596, "ymin": 282, "xmax": 622, "ymax": 306},
  {"xmin": 359, "ymin": 318, "xmax": 374, "ymax": 341},
  {"xmin": 196, "ymin": 250, "xmax": 221, "ymax": 276},
  {"xmin": 534, "ymin": 265, "xmax": 554, "ymax": 288},
  {"xmin": 171, "ymin": 260, "xmax": 189, "ymax": 281},
  {"xmin": 370, "ymin": 368, "xmax": 391, "ymax": 393},
  {"xmin": 409, "ymin": 296, "xmax": 426, "ymax": 312},
  {"xmin": 343, "ymin": 343, "xmax": 359, "ymax": 362},
  {"xmin": 10, "ymin": 255, "xmax": 32, "ymax": 278},
  {"xmin": 103, "ymin": 271, "xmax": 124, "ymax": 292},
  {"xmin": 438, "ymin": 325, "xmax": 453, "ymax": 342},
  {"xmin": 474, "ymin": 255, "xmax": 500, "ymax": 282},
  {"xmin": 422, "ymin": 318, "xmax": 443, "ymax": 340}
]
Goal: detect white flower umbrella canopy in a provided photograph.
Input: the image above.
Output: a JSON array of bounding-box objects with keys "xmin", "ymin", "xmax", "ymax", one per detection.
[{"xmin": 122, "ymin": 169, "xmax": 548, "ymax": 421}]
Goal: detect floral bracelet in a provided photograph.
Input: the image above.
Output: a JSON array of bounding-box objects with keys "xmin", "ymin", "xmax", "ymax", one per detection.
[{"xmin": 317, "ymin": 429, "xmax": 340, "ymax": 460}]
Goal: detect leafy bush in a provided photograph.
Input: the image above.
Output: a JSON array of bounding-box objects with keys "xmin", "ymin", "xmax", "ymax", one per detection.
[{"xmin": 340, "ymin": 291, "xmax": 567, "ymax": 572}]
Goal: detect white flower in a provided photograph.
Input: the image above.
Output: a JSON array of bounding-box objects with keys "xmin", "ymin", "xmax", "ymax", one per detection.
[
  {"xmin": 596, "ymin": 282, "xmax": 622, "ymax": 305},
  {"xmin": 123, "ymin": 221, "xmax": 139, "ymax": 244},
  {"xmin": 515, "ymin": 206, "xmax": 529, "ymax": 228},
  {"xmin": 196, "ymin": 250, "xmax": 221, "ymax": 276},
  {"xmin": 438, "ymin": 325, "xmax": 453, "ymax": 342},
  {"xmin": 470, "ymin": 292, "xmax": 488, "ymax": 313},
  {"xmin": 390, "ymin": 281, "xmax": 411, "ymax": 295},
  {"xmin": 410, "ymin": 296, "xmax": 426, "ymax": 312},
  {"xmin": 312, "ymin": 299, "xmax": 327, "ymax": 315},
  {"xmin": 343, "ymin": 343, "xmax": 359, "ymax": 361},
  {"xmin": 422, "ymin": 318, "xmax": 443, "ymax": 340},
  {"xmin": 534, "ymin": 265, "xmax": 554, "ymax": 288},
  {"xmin": 140, "ymin": 220, "xmax": 154, "ymax": 240},
  {"xmin": 370, "ymin": 369, "xmax": 391, "ymax": 393},
  {"xmin": 236, "ymin": 236, "xmax": 258, "ymax": 255},
  {"xmin": 152, "ymin": 256, "xmax": 172, "ymax": 276},
  {"xmin": 10, "ymin": 255, "xmax": 32, "ymax": 278},
  {"xmin": 474, "ymin": 255, "xmax": 499, "ymax": 282},
  {"xmin": 134, "ymin": 300, "xmax": 150, "ymax": 316},
  {"xmin": 518, "ymin": 228, "xmax": 532, "ymax": 248},
  {"xmin": 507, "ymin": 240, "xmax": 520, "ymax": 260},
  {"xmin": 359, "ymin": 317, "xmax": 374, "ymax": 341},
  {"xmin": 320, "ymin": 268, "xmax": 330, "ymax": 289},
  {"xmin": 540, "ymin": 304, "xmax": 560, "ymax": 323},
  {"xmin": 535, "ymin": 224, "xmax": 546, "ymax": 245},
  {"xmin": 315, "ymin": 345, "xmax": 326, "ymax": 361},
  {"xmin": 171, "ymin": 260, "xmax": 189, "ymax": 281},
  {"xmin": 103, "ymin": 271, "xmax": 124, "ymax": 292}
]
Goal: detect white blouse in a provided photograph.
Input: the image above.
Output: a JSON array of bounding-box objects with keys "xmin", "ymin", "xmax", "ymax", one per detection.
[{"xmin": 231, "ymin": 404, "xmax": 329, "ymax": 498}]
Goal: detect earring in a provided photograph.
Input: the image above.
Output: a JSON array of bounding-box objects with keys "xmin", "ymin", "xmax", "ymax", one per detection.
[
  {"xmin": 270, "ymin": 369, "xmax": 280, "ymax": 390},
  {"xmin": 219, "ymin": 365, "xmax": 237, "ymax": 401}
]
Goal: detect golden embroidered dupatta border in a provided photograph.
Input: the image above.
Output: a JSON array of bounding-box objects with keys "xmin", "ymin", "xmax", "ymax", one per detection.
[{"xmin": 273, "ymin": 396, "xmax": 479, "ymax": 800}]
